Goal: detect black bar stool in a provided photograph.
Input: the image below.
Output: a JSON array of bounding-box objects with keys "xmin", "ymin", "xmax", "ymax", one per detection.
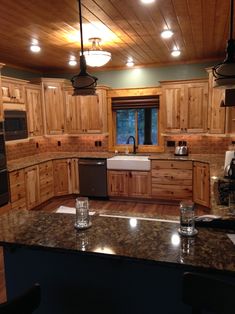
[
  {"xmin": 0, "ymin": 283, "xmax": 40, "ymax": 314},
  {"xmin": 182, "ymin": 272, "xmax": 235, "ymax": 314}
]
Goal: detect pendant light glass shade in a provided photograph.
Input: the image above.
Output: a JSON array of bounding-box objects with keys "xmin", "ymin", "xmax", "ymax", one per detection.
[
  {"xmin": 213, "ymin": 0, "xmax": 235, "ymax": 88},
  {"xmin": 83, "ymin": 38, "xmax": 111, "ymax": 67}
]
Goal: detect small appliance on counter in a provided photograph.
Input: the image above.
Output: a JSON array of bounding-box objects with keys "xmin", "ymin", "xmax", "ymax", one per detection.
[
  {"xmin": 174, "ymin": 141, "xmax": 188, "ymax": 156},
  {"xmin": 224, "ymin": 151, "xmax": 235, "ymax": 177}
]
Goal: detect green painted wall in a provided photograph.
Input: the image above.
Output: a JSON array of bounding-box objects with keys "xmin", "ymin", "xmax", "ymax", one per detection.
[{"xmin": 1, "ymin": 61, "xmax": 217, "ymax": 87}]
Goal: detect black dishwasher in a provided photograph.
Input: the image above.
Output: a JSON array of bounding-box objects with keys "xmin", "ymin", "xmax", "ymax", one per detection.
[{"xmin": 78, "ymin": 158, "xmax": 108, "ymax": 198}]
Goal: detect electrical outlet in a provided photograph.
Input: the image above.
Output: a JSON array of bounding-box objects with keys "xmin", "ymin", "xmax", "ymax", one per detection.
[
  {"xmin": 36, "ymin": 142, "xmax": 39, "ymax": 148},
  {"xmin": 57, "ymin": 141, "xmax": 61, "ymax": 146}
]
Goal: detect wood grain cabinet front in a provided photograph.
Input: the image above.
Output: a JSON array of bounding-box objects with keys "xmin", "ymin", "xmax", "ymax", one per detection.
[
  {"xmin": 151, "ymin": 160, "xmax": 193, "ymax": 200},
  {"xmin": 39, "ymin": 161, "xmax": 54, "ymax": 203},
  {"xmin": 9, "ymin": 169, "xmax": 26, "ymax": 210},
  {"xmin": 108, "ymin": 170, "xmax": 150, "ymax": 198},
  {"xmin": 24, "ymin": 165, "xmax": 40, "ymax": 210},
  {"xmin": 193, "ymin": 161, "xmax": 210, "ymax": 208},
  {"xmin": 1, "ymin": 77, "xmax": 27, "ymax": 104}
]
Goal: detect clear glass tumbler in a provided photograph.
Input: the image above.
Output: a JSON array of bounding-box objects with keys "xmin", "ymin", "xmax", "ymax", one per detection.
[
  {"xmin": 179, "ymin": 200, "xmax": 197, "ymax": 236},
  {"xmin": 75, "ymin": 197, "xmax": 91, "ymax": 229}
]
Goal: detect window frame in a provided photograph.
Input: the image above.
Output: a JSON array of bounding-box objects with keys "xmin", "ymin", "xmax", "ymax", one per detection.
[{"xmin": 107, "ymin": 87, "xmax": 164, "ymax": 153}]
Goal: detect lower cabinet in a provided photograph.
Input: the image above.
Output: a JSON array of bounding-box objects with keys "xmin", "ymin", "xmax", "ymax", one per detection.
[
  {"xmin": 9, "ymin": 169, "xmax": 27, "ymax": 210},
  {"xmin": 25, "ymin": 165, "xmax": 40, "ymax": 209},
  {"xmin": 68, "ymin": 158, "xmax": 79, "ymax": 194},
  {"xmin": 108, "ymin": 170, "xmax": 150, "ymax": 198},
  {"xmin": 193, "ymin": 161, "xmax": 210, "ymax": 207},
  {"xmin": 151, "ymin": 160, "xmax": 193, "ymax": 200},
  {"xmin": 39, "ymin": 161, "xmax": 54, "ymax": 203}
]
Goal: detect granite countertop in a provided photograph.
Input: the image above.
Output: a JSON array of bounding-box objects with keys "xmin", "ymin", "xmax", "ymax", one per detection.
[{"xmin": 0, "ymin": 209, "xmax": 234, "ymax": 274}]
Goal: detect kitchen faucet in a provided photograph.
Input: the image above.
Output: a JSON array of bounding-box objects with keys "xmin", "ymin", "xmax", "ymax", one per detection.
[{"xmin": 126, "ymin": 136, "xmax": 137, "ymax": 154}]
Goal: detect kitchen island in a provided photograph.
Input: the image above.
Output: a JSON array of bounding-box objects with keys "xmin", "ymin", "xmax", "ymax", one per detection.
[{"xmin": 0, "ymin": 210, "xmax": 235, "ymax": 313}]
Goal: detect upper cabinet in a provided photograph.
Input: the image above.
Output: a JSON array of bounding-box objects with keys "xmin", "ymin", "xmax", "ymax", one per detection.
[
  {"xmin": 65, "ymin": 86, "xmax": 108, "ymax": 134},
  {"xmin": 25, "ymin": 84, "xmax": 43, "ymax": 137},
  {"xmin": 207, "ymin": 69, "xmax": 226, "ymax": 134},
  {"xmin": 161, "ymin": 79, "xmax": 208, "ymax": 133},
  {"xmin": 41, "ymin": 78, "xmax": 67, "ymax": 135},
  {"xmin": 1, "ymin": 76, "xmax": 28, "ymax": 105}
]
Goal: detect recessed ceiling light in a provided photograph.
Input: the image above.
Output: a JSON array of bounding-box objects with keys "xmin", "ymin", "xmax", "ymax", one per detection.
[
  {"xmin": 30, "ymin": 39, "xmax": 41, "ymax": 53},
  {"xmin": 171, "ymin": 49, "xmax": 181, "ymax": 57},
  {"xmin": 68, "ymin": 56, "xmax": 77, "ymax": 66},
  {"xmin": 161, "ymin": 30, "xmax": 173, "ymax": 39},
  {"xmin": 140, "ymin": 0, "xmax": 155, "ymax": 4},
  {"xmin": 126, "ymin": 57, "xmax": 134, "ymax": 67}
]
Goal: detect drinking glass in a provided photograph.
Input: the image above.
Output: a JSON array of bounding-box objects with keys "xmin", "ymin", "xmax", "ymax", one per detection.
[
  {"xmin": 178, "ymin": 200, "xmax": 198, "ymax": 236},
  {"xmin": 75, "ymin": 197, "xmax": 91, "ymax": 229}
]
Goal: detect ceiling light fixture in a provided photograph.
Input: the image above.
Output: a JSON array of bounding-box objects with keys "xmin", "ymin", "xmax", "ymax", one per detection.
[
  {"xmin": 161, "ymin": 30, "xmax": 173, "ymax": 39},
  {"xmin": 171, "ymin": 47, "xmax": 181, "ymax": 57},
  {"xmin": 83, "ymin": 37, "xmax": 111, "ymax": 67},
  {"xmin": 68, "ymin": 56, "xmax": 77, "ymax": 66},
  {"xmin": 126, "ymin": 57, "xmax": 134, "ymax": 67},
  {"xmin": 30, "ymin": 39, "xmax": 41, "ymax": 53},
  {"xmin": 140, "ymin": 0, "xmax": 155, "ymax": 3},
  {"xmin": 212, "ymin": 0, "xmax": 235, "ymax": 88},
  {"xmin": 71, "ymin": 0, "xmax": 98, "ymax": 96}
]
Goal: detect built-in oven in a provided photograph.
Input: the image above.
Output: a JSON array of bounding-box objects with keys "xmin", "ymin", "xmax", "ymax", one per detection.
[{"xmin": 4, "ymin": 110, "xmax": 28, "ymax": 141}]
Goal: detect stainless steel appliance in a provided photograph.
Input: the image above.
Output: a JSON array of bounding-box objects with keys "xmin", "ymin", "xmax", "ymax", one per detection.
[
  {"xmin": 174, "ymin": 141, "xmax": 188, "ymax": 156},
  {"xmin": 224, "ymin": 151, "xmax": 235, "ymax": 177},
  {"xmin": 78, "ymin": 158, "xmax": 108, "ymax": 198},
  {"xmin": 0, "ymin": 122, "xmax": 9, "ymax": 206},
  {"xmin": 4, "ymin": 110, "xmax": 28, "ymax": 141}
]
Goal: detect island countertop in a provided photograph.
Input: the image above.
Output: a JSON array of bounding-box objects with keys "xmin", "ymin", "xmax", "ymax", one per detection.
[{"xmin": 0, "ymin": 209, "xmax": 235, "ymax": 274}]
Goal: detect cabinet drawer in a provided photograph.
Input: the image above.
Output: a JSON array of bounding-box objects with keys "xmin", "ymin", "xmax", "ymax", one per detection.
[
  {"xmin": 11, "ymin": 198, "xmax": 27, "ymax": 210},
  {"xmin": 9, "ymin": 170, "xmax": 25, "ymax": 186},
  {"xmin": 152, "ymin": 184, "xmax": 192, "ymax": 200},
  {"xmin": 39, "ymin": 161, "xmax": 53, "ymax": 177},
  {"xmin": 151, "ymin": 169, "xmax": 192, "ymax": 185},
  {"xmin": 151, "ymin": 160, "xmax": 192, "ymax": 170}
]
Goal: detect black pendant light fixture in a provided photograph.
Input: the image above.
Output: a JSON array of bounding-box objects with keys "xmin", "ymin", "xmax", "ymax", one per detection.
[
  {"xmin": 212, "ymin": 0, "xmax": 235, "ymax": 88},
  {"xmin": 71, "ymin": 0, "xmax": 98, "ymax": 96}
]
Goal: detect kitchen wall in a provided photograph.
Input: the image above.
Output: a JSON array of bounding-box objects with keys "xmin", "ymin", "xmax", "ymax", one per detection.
[{"xmin": 6, "ymin": 135, "xmax": 108, "ymax": 161}]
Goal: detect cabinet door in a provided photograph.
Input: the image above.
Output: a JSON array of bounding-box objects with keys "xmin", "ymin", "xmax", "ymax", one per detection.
[
  {"xmin": 185, "ymin": 82, "xmax": 208, "ymax": 133},
  {"xmin": 81, "ymin": 95, "xmax": 102, "ymax": 133},
  {"xmin": 162, "ymin": 84, "xmax": 184, "ymax": 132},
  {"xmin": 25, "ymin": 165, "xmax": 40, "ymax": 210},
  {"xmin": 39, "ymin": 161, "xmax": 54, "ymax": 203},
  {"xmin": 2, "ymin": 79, "xmax": 25, "ymax": 104},
  {"xmin": 129, "ymin": 171, "xmax": 150, "ymax": 198},
  {"xmin": 108, "ymin": 170, "xmax": 129, "ymax": 196},
  {"xmin": 9, "ymin": 169, "xmax": 26, "ymax": 210},
  {"xmin": 53, "ymin": 159, "xmax": 69, "ymax": 196},
  {"xmin": 65, "ymin": 90, "xmax": 83, "ymax": 133},
  {"xmin": 43, "ymin": 83, "xmax": 65, "ymax": 134},
  {"xmin": 193, "ymin": 162, "xmax": 210, "ymax": 208},
  {"xmin": 26, "ymin": 85, "xmax": 43, "ymax": 136},
  {"xmin": 68, "ymin": 158, "xmax": 79, "ymax": 194}
]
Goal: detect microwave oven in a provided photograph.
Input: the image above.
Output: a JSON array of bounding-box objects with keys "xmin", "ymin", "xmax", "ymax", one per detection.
[{"xmin": 4, "ymin": 110, "xmax": 28, "ymax": 141}]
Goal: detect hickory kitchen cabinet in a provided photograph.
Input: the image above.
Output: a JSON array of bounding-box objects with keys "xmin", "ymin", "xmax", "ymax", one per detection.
[
  {"xmin": 39, "ymin": 161, "xmax": 54, "ymax": 203},
  {"xmin": 108, "ymin": 170, "xmax": 150, "ymax": 198},
  {"xmin": 1, "ymin": 76, "xmax": 27, "ymax": 105},
  {"xmin": 25, "ymin": 84, "xmax": 44, "ymax": 137},
  {"xmin": 53, "ymin": 158, "xmax": 79, "ymax": 196},
  {"xmin": 9, "ymin": 169, "xmax": 27, "ymax": 210},
  {"xmin": 65, "ymin": 86, "xmax": 108, "ymax": 134},
  {"xmin": 24, "ymin": 165, "xmax": 40, "ymax": 210},
  {"xmin": 41, "ymin": 78, "xmax": 67, "ymax": 135},
  {"xmin": 193, "ymin": 161, "xmax": 210, "ymax": 208},
  {"xmin": 207, "ymin": 69, "xmax": 226, "ymax": 134},
  {"xmin": 161, "ymin": 79, "xmax": 208, "ymax": 133},
  {"xmin": 151, "ymin": 160, "xmax": 193, "ymax": 200}
]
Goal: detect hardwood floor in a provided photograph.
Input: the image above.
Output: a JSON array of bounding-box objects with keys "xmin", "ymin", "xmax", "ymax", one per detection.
[{"xmin": 0, "ymin": 197, "xmax": 209, "ymax": 303}]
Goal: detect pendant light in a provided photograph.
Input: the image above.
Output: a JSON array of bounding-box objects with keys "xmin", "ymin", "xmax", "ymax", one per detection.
[
  {"xmin": 71, "ymin": 0, "xmax": 98, "ymax": 96},
  {"xmin": 83, "ymin": 37, "xmax": 111, "ymax": 67},
  {"xmin": 212, "ymin": 0, "xmax": 235, "ymax": 88}
]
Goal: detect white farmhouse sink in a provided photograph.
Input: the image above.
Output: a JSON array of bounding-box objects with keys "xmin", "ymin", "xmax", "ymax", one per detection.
[{"xmin": 107, "ymin": 155, "xmax": 150, "ymax": 171}]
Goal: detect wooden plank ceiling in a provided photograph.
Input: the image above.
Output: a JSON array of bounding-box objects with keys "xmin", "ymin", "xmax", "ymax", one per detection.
[{"xmin": 0, "ymin": 0, "xmax": 231, "ymax": 73}]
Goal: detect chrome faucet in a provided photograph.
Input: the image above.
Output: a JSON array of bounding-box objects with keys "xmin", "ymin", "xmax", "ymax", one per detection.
[{"xmin": 126, "ymin": 136, "xmax": 137, "ymax": 154}]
